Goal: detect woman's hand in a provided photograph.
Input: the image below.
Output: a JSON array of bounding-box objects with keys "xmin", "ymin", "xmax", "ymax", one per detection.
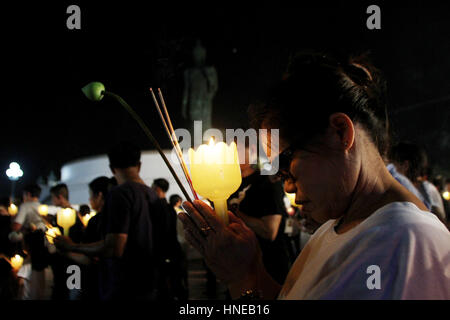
[{"xmin": 178, "ymin": 200, "xmax": 262, "ymax": 285}]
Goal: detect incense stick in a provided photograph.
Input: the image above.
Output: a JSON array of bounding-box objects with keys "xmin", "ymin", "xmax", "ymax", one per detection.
[
  {"xmin": 150, "ymin": 88, "xmax": 199, "ymax": 200},
  {"xmin": 157, "ymin": 88, "xmax": 199, "ymax": 200},
  {"xmin": 102, "ymin": 91, "xmax": 193, "ymax": 203}
]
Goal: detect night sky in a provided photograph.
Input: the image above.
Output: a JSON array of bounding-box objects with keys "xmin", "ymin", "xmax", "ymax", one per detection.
[{"xmin": 1, "ymin": 1, "xmax": 450, "ymax": 198}]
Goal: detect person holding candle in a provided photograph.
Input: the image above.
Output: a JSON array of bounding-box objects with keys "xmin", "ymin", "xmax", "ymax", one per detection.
[
  {"xmin": 0, "ymin": 197, "xmax": 17, "ymax": 299},
  {"xmin": 178, "ymin": 52, "xmax": 450, "ymax": 299},
  {"xmin": 85, "ymin": 176, "xmax": 117, "ymax": 299},
  {"xmin": 49, "ymin": 183, "xmax": 86, "ymax": 300},
  {"xmin": 10, "ymin": 184, "xmax": 51, "ymax": 299},
  {"xmin": 50, "ymin": 184, "xmax": 84, "ymax": 243},
  {"xmin": 55, "ymin": 141, "xmax": 167, "ymax": 300},
  {"xmin": 228, "ymin": 141, "xmax": 290, "ymax": 284},
  {"xmin": 12, "ymin": 184, "xmax": 46, "ymax": 233}
]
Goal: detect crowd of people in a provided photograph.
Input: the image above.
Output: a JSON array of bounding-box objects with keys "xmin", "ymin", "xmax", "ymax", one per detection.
[
  {"xmin": 0, "ymin": 142, "xmax": 190, "ymax": 300},
  {"xmin": 1, "ymin": 51, "xmax": 449, "ymax": 300}
]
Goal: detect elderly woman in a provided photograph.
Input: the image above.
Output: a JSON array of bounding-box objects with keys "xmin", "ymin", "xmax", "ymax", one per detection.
[{"xmin": 178, "ymin": 53, "xmax": 450, "ymax": 299}]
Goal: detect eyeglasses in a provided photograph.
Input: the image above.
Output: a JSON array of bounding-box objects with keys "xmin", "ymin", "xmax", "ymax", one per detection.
[{"xmin": 274, "ymin": 145, "xmax": 297, "ymax": 182}]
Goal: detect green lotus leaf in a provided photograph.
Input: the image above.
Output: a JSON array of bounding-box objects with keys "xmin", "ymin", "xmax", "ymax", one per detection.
[{"xmin": 81, "ymin": 82, "xmax": 105, "ymax": 101}]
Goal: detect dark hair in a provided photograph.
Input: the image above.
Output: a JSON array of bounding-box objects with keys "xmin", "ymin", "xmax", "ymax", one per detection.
[
  {"xmin": 169, "ymin": 194, "xmax": 182, "ymax": 207},
  {"xmin": 23, "ymin": 183, "xmax": 42, "ymax": 198},
  {"xmin": 108, "ymin": 141, "xmax": 141, "ymax": 169},
  {"xmin": 88, "ymin": 176, "xmax": 116, "ymax": 198},
  {"xmin": 248, "ymin": 51, "xmax": 389, "ymax": 155},
  {"xmin": 50, "ymin": 183, "xmax": 69, "ymax": 200},
  {"xmin": 389, "ymin": 142, "xmax": 428, "ymax": 182},
  {"xmin": 153, "ymin": 178, "xmax": 169, "ymax": 193},
  {"xmin": 432, "ymin": 176, "xmax": 444, "ymax": 192},
  {"xmin": 79, "ymin": 204, "xmax": 91, "ymax": 216}
]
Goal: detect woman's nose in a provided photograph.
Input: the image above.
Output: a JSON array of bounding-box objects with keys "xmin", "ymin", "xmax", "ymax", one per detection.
[{"xmin": 284, "ymin": 179, "xmax": 296, "ymax": 194}]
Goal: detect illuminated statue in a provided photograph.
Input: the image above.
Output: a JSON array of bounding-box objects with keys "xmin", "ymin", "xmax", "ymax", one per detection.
[{"xmin": 182, "ymin": 40, "xmax": 218, "ymax": 130}]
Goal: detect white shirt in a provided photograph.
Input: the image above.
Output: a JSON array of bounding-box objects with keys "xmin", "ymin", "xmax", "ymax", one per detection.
[
  {"xmin": 278, "ymin": 202, "xmax": 450, "ymax": 299},
  {"xmin": 17, "ymin": 262, "xmax": 32, "ymax": 300},
  {"xmin": 14, "ymin": 201, "xmax": 46, "ymax": 231}
]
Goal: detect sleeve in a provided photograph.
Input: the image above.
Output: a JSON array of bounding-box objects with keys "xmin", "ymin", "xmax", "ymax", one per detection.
[
  {"xmin": 14, "ymin": 204, "xmax": 28, "ymax": 226},
  {"xmin": 17, "ymin": 263, "xmax": 31, "ymax": 280},
  {"xmin": 105, "ymin": 189, "xmax": 131, "ymax": 235},
  {"xmin": 307, "ymin": 223, "xmax": 450, "ymax": 300}
]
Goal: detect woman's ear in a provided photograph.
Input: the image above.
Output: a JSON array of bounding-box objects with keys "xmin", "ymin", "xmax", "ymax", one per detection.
[{"xmin": 328, "ymin": 113, "xmax": 355, "ymax": 150}]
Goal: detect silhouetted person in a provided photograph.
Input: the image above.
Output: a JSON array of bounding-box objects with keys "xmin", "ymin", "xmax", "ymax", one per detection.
[
  {"xmin": 50, "ymin": 184, "xmax": 84, "ymax": 243},
  {"xmin": 152, "ymin": 179, "xmax": 188, "ymax": 300},
  {"xmin": 228, "ymin": 143, "xmax": 290, "ymax": 284},
  {"xmin": 55, "ymin": 141, "xmax": 166, "ymax": 300}
]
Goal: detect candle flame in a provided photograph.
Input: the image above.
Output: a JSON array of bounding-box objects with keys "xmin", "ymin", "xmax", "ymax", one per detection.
[
  {"xmin": 38, "ymin": 204, "xmax": 49, "ymax": 216},
  {"xmin": 443, "ymin": 191, "xmax": 450, "ymax": 201},
  {"xmin": 8, "ymin": 204, "xmax": 18, "ymax": 216},
  {"xmin": 209, "ymin": 137, "xmax": 215, "ymax": 146},
  {"xmin": 11, "ymin": 254, "xmax": 23, "ymax": 270}
]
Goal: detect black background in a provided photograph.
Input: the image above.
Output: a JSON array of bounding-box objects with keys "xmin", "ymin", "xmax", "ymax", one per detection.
[{"xmin": 1, "ymin": 1, "xmax": 450, "ymax": 198}]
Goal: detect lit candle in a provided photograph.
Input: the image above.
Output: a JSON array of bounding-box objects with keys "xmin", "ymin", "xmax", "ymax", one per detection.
[
  {"xmin": 189, "ymin": 138, "xmax": 242, "ymax": 225},
  {"xmin": 57, "ymin": 208, "xmax": 76, "ymax": 236},
  {"xmin": 81, "ymin": 211, "xmax": 96, "ymax": 227},
  {"xmin": 286, "ymin": 193, "xmax": 302, "ymax": 208},
  {"xmin": 10, "ymin": 254, "xmax": 23, "ymax": 271},
  {"xmin": 46, "ymin": 227, "xmax": 61, "ymax": 244},
  {"xmin": 174, "ymin": 206, "xmax": 185, "ymax": 214},
  {"xmin": 8, "ymin": 204, "xmax": 18, "ymax": 216},
  {"xmin": 38, "ymin": 204, "xmax": 49, "ymax": 216},
  {"xmin": 443, "ymin": 191, "xmax": 450, "ymax": 201}
]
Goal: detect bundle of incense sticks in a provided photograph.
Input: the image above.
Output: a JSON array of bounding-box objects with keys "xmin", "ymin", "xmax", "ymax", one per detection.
[{"xmin": 150, "ymin": 88, "xmax": 199, "ymax": 201}]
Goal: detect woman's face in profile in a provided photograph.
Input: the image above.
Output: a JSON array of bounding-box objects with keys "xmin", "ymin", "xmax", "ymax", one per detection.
[{"xmin": 262, "ymin": 129, "xmax": 356, "ymax": 225}]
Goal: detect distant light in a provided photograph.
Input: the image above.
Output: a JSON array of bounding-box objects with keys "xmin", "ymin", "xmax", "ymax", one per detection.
[
  {"xmin": 8, "ymin": 204, "xmax": 18, "ymax": 216},
  {"xmin": 232, "ymin": 48, "xmax": 237, "ymax": 54},
  {"xmin": 10, "ymin": 254, "xmax": 24, "ymax": 271},
  {"xmin": 38, "ymin": 205, "xmax": 49, "ymax": 216},
  {"xmin": 81, "ymin": 211, "xmax": 97, "ymax": 227},
  {"xmin": 443, "ymin": 191, "xmax": 450, "ymax": 201},
  {"xmin": 6, "ymin": 162, "xmax": 23, "ymax": 181},
  {"xmin": 287, "ymin": 207, "xmax": 295, "ymax": 216}
]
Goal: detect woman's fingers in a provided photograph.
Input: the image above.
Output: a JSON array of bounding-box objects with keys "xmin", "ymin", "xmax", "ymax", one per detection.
[
  {"xmin": 181, "ymin": 201, "xmax": 210, "ymax": 230},
  {"xmin": 182, "ymin": 200, "xmax": 222, "ymax": 235},
  {"xmin": 184, "ymin": 227, "xmax": 205, "ymax": 256},
  {"xmin": 191, "ymin": 200, "xmax": 225, "ymax": 231}
]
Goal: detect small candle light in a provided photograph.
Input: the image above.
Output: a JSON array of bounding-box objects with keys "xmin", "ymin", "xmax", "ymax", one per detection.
[
  {"xmin": 38, "ymin": 204, "xmax": 49, "ymax": 216},
  {"xmin": 174, "ymin": 206, "xmax": 185, "ymax": 214},
  {"xmin": 57, "ymin": 208, "xmax": 76, "ymax": 236},
  {"xmin": 286, "ymin": 193, "xmax": 302, "ymax": 208},
  {"xmin": 8, "ymin": 204, "xmax": 18, "ymax": 216},
  {"xmin": 443, "ymin": 191, "xmax": 450, "ymax": 201},
  {"xmin": 189, "ymin": 138, "xmax": 242, "ymax": 225},
  {"xmin": 81, "ymin": 211, "xmax": 97, "ymax": 227},
  {"xmin": 10, "ymin": 254, "xmax": 23, "ymax": 271},
  {"xmin": 46, "ymin": 227, "xmax": 61, "ymax": 244}
]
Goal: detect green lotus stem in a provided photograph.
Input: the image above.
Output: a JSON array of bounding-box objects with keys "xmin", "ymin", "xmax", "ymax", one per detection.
[
  {"xmin": 102, "ymin": 91, "xmax": 193, "ymax": 203},
  {"xmin": 81, "ymin": 82, "xmax": 212, "ymax": 235},
  {"xmin": 80, "ymin": 82, "xmax": 192, "ymax": 203}
]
